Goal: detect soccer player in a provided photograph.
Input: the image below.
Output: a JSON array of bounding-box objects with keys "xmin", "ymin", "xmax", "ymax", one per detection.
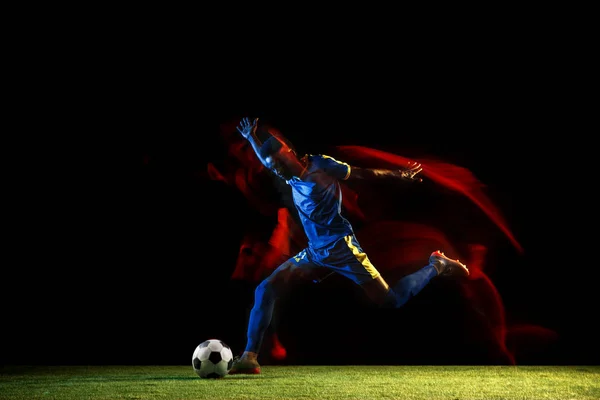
[{"xmin": 230, "ymin": 117, "xmax": 470, "ymax": 374}]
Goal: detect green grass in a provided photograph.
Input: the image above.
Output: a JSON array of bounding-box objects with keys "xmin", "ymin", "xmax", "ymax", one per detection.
[{"xmin": 1, "ymin": 365, "xmax": 598, "ymax": 400}]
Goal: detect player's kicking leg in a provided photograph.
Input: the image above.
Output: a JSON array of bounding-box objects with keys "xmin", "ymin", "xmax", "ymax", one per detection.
[{"xmin": 361, "ymin": 250, "xmax": 469, "ymax": 309}]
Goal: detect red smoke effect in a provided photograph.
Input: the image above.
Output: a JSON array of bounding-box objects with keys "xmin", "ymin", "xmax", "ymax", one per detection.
[
  {"xmin": 231, "ymin": 207, "xmax": 306, "ymax": 282},
  {"xmin": 333, "ymin": 146, "xmax": 524, "ymax": 254},
  {"xmin": 211, "ymin": 122, "xmax": 555, "ymax": 364}
]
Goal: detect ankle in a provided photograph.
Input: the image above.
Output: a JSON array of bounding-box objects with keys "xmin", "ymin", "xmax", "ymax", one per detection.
[
  {"xmin": 430, "ymin": 261, "xmax": 442, "ymax": 275},
  {"xmin": 241, "ymin": 351, "xmax": 258, "ymax": 361}
]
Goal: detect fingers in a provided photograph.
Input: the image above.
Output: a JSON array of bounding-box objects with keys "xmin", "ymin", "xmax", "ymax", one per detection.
[
  {"xmin": 238, "ymin": 117, "xmax": 257, "ymax": 128},
  {"xmin": 237, "ymin": 117, "xmax": 252, "ymax": 134},
  {"xmin": 407, "ymin": 161, "xmax": 422, "ymax": 173},
  {"xmin": 402, "ymin": 161, "xmax": 423, "ymax": 182}
]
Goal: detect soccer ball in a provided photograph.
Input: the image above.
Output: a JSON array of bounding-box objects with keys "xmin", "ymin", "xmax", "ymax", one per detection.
[{"xmin": 192, "ymin": 339, "xmax": 234, "ymax": 379}]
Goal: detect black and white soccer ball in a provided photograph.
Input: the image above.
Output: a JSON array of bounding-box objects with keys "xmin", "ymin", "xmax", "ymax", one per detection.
[{"xmin": 192, "ymin": 339, "xmax": 234, "ymax": 379}]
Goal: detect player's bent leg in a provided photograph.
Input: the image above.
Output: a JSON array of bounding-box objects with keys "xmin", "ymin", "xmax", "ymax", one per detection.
[
  {"xmin": 361, "ymin": 272, "xmax": 436, "ymax": 309},
  {"xmin": 386, "ymin": 266, "xmax": 437, "ymax": 308},
  {"xmin": 381, "ymin": 250, "xmax": 469, "ymax": 309}
]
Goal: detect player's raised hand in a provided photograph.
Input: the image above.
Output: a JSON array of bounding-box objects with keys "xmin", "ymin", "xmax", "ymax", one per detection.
[
  {"xmin": 236, "ymin": 117, "xmax": 258, "ymax": 139},
  {"xmin": 400, "ymin": 161, "xmax": 423, "ymax": 182}
]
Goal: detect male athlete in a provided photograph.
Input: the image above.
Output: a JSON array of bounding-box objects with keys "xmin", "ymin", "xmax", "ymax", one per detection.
[{"xmin": 230, "ymin": 117, "xmax": 470, "ymax": 374}]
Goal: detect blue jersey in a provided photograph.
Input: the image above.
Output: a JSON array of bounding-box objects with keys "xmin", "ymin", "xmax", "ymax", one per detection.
[{"xmin": 287, "ymin": 154, "xmax": 353, "ymax": 249}]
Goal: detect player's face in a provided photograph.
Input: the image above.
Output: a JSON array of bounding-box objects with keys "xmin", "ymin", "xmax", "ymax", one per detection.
[{"xmin": 265, "ymin": 145, "xmax": 297, "ymax": 180}]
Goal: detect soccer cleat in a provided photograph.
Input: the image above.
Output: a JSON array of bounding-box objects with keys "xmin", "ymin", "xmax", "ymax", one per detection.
[
  {"xmin": 229, "ymin": 356, "xmax": 261, "ymax": 375},
  {"xmin": 429, "ymin": 250, "xmax": 469, "ymax": 277}
]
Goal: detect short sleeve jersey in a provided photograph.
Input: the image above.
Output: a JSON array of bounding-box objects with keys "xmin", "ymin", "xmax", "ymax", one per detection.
[{"xmin": 286, "ymin": 154, "xmax": 353, "ymax": 249}]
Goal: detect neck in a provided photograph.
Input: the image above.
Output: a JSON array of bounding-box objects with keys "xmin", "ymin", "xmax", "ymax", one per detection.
[{"xmin": 297, "ymin": 155, "xmax": 308, "ymax": 178}]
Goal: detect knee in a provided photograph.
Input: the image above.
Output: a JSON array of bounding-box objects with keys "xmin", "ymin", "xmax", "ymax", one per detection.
[
  {"xmin": 383, "ymin": 288, "xmax": 411, "ymax": 309},
  {"xmin": 377, "ymin": 290, "xmax": 399, "ymax": 309},
  {"xmin": 361, "ymin": 276, "xmax": 392, "ymax": 307}
]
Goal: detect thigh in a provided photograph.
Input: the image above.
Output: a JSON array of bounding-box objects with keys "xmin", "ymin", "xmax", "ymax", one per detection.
[
  {"xmin": 311, "ymin": 235, "xmax": 382, "ymax": 285},
  {"xmin": 266, "ymin": 249, "xmax": 323, "ymax": 287}
]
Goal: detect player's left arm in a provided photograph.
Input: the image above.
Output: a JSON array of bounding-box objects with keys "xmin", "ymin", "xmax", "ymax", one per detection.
[
  {"xmin": 347, "ymin": 161, "xmax": 423, "ymax": 183},
  {"xmin": 236, "ymin": 117, "xmax": 269, "ymax": 167}
]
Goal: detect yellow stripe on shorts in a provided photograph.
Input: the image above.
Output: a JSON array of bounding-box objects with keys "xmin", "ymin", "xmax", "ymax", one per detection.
[{"xmin": 344, "ymin": 235, "xmax": 380, "ymax": 279}]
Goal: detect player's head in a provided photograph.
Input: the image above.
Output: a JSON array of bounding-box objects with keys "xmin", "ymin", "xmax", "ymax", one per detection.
[{"xmin": 259, "ymin": 135, "xmax": 299, "ymax": 180}]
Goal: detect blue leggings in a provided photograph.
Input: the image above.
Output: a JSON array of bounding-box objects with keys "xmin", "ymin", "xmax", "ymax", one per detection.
[
  {"xmin": 244, "ymin": 264, "xmax": 437, "ymax": 354},
  {"xmin": 384, "ymin": 264, "xmax": 437, "ymax": 308},
  {"xmin": 245, "ymin": 280, "xmax": 276, "ymax": 354}
]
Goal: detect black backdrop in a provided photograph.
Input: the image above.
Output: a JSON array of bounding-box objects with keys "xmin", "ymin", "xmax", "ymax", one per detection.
[{"xmin": 2, "ymin": 63, "xmax": 597, "ymax": 367}]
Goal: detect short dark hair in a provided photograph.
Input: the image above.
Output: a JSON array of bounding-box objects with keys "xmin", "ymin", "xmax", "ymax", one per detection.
[{"xmin": 259, "ymin": 135, "xmax": 295, "ymax": 160}]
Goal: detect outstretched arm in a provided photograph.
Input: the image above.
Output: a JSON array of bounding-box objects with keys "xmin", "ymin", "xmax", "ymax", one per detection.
[
  {"xmin": 236, "ymin": 117, "xmax": 269, "ymax": 167},
  {"xmin": 348, "ymin": 161, "xmax": 423, "ymax": 183}
]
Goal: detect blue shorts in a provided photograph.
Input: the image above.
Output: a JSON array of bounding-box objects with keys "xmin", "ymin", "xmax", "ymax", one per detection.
[{"xmin": 289, "ymin": 234, "xmax": 381, "ymax": 285}]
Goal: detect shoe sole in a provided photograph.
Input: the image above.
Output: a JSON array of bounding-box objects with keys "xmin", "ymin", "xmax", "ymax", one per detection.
[{"xmin": 229, "ymin": 367, "xmax": 261, "ymax": 375}]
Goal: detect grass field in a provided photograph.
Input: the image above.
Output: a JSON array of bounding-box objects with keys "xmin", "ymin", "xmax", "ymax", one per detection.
[{"xmin": 1, "ymin": 365, "xmax": 598, "ymax": 400}]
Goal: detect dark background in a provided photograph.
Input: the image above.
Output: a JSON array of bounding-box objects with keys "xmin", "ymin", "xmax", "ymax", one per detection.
[{"xmin": 2, "ymin": 49, "xmax": 597, "ymax": 367}]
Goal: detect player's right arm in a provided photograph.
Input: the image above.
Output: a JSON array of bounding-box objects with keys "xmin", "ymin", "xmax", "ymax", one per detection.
[
  {"xmin": 349, "ymin": 162, "xmax": 423, "ymax": 183},
  {"xmin": 315, "ymin": 154, "xmax": 422, "ymax": 183},
  {"xmin": 236, "ymin": 117, "xmax": 269, "ymax": 168}
]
